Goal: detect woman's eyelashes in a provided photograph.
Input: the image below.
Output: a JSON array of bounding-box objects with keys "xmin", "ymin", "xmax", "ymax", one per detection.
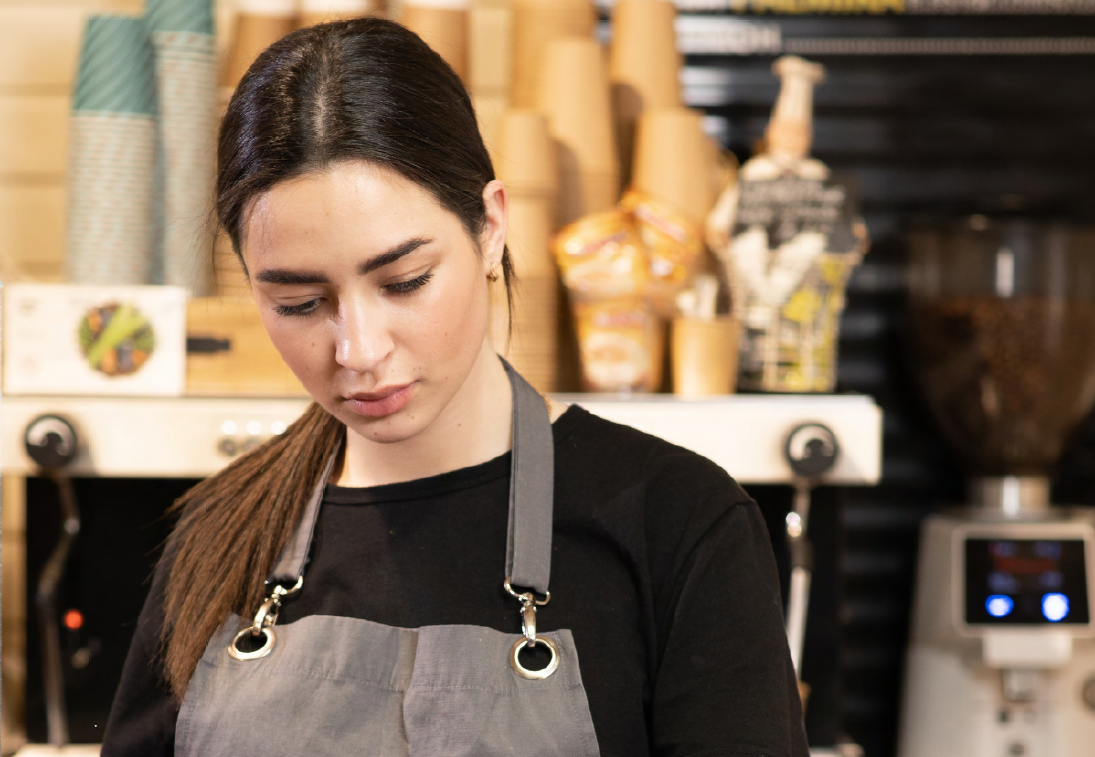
[
  {"xmin": 274, "ymin": 298, "xmax": 322, "ymax": 317},
  {"xmin": 383, "ymin": 270, "xmax": 433, "ymax": 295},
  {"xmin": 272, "ymin": 271, "xmax": 434, "ymax": 317}
]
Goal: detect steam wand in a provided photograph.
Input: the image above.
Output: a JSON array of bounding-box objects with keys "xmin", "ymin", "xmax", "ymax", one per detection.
[
  {"xmin": 25, "ymin": 415, "xmax": 80, "ymax": 748},
  {"xmin": 782, "ymin": 424, "xmax": 839, "ymax": 681}
]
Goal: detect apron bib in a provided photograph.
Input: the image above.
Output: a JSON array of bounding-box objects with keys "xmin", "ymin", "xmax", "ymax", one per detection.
[{"xmin": 175, "ymin": 363, "xmax": 602, "ymax": 757}]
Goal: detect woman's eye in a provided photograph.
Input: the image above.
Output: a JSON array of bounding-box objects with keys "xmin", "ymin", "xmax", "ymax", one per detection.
[
  {"xmin": 274, "ymin": 298, "xmax": 322, "ymax": 317},
  {"xmin": 384, "ymin": 271, "xmax": 433, "ymax": 295}
]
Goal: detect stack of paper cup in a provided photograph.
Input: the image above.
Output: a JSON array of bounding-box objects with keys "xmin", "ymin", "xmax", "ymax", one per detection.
[
  {"xmin": 489, "ymin": 109, "xmax": 558, "ymax": 390},
  {"xmin": 538, "ymin": 36, "xmax": 619, "ymax": 228},
  {"xmin": 609, "ymin": 0, "xmax": 681, "ymax": 186},
  {"xmin": 147, "ymin": 0, "xmax": 218, "ymax": 294},
  {"xmin": 67, "ymin": 16, "xmax": 157, "ymax": 285},
  {"xmin": 469, "ymin": 0, "xmax": 513, "ymax": 161},
  {"xmin": 222, "ymin": 0, "xmax": 297, "ymax": 87},
  {"xmin": 510, "ymin": 0, "xmax": 595, "ymax": 109},
  {"xmin": 401, "ymin": 0, "xmax": 470, "ymax": 81},
  {"xmin": 632, "ymin": 107, "xmax": 715, "ymax": 227},
  {"xmin": 300, "ymin": 0, "xmax": 376, "ymax": 27}
]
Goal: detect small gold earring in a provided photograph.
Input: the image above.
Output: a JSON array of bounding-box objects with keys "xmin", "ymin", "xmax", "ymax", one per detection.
[{"xmin": 487, "ymin": 262, "xmax": 500, "ymax": 282}]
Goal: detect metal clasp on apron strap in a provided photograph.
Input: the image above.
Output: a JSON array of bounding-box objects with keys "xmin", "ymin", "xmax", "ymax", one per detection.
[
  {"xmin": 228, "ymin": 576, "xmax": 303, "ymax": 661},
  {"xmin": 504, "ymin": 578, "xmax": 559, "ymax": 680}
]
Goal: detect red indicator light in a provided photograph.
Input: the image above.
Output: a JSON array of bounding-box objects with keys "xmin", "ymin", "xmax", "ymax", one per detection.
[{"xmin": 63, "ymin": 609, "xmax": 83, "ymax": 630}]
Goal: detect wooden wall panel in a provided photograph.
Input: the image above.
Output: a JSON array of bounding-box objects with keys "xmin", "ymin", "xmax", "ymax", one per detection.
[
  {"xmin": 0, "ymin": 183, "xmax": 67, "ymax": 281},
  {"xmin": 0, "ymin": 96, "xmax": 68, "ymax": 176}
]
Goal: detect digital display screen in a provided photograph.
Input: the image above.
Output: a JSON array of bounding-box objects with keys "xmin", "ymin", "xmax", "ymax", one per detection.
[{"xmin": 964, "ymin": 539, "xmax": 1090, "ymax": 625}]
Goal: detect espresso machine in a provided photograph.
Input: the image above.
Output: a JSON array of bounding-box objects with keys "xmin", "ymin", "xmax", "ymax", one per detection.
[{"xmin": 898, "ymin": 218, "xmax": 1095, "ymax": 757}]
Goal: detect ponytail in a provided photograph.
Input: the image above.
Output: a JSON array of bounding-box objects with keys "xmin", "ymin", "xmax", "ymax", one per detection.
[{"xmin": 162, "ymin": 403, "xmax": 342, "ymax": 700}]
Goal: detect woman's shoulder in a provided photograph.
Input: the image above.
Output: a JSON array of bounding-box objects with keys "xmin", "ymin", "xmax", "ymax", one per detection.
[{"xmin": 554, "ymin": 404, "xmax": 753, "ymax": 510}]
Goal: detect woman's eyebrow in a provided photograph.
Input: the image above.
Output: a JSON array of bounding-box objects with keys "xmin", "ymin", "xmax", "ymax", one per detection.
[
  {"xmin": 359, "ymin": 236, "xmax": 434, "ymax": 275},
  {"xmin": 255, "ymin": 269, "xmax": 330, "ymax": 285}
]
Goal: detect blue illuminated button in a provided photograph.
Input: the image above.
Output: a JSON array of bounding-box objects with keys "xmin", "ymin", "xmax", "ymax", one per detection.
[
  {"xmin": 1042, "ymin": 593, "xmax": 1070, "ymax": 622},
  {"xmin": 986, "ymin": 595, "xmax": 1014, "ymax": 618}
]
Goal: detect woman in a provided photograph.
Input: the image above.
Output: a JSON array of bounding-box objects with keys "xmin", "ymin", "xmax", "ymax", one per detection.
[{"xmin": 103, "ymin": 18, "xmax": 806, "ymax": 757}]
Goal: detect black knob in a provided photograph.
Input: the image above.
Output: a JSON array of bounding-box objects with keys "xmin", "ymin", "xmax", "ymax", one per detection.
[
  {"xmin": 784, "ymin": 423, "xmax": 840, "ymax": 479},
  {"xmin": 25, "ymin": 415, "xmax": 79, "ymax": 469}
]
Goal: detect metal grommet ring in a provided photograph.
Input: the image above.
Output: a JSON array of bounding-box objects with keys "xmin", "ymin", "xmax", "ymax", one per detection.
[
  {"xmin": 509, "ymin": 635, "xmax": 560, "ymax": 680},
  {"xmin": 228, "ymin": 627, "xmax": 276, "ymax": 661}
]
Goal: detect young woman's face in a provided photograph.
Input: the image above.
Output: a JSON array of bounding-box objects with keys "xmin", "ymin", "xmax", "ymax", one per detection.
[{"xmin": 240, "ymin": 160, "xmax": 504, "ymax": 443}]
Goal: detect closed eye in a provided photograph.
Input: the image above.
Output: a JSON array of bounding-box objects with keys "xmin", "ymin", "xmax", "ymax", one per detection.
[
  {"xmin": 384, "ymin": 271, "xmax": 433, "ymax": 295},
  {"xmin": 274, "ymin": 299, "xmax": 322, "ymax": 317}
]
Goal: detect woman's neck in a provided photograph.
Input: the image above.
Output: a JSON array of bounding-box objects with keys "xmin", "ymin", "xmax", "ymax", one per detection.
[{"xmin": 334, "ymin": 342, "xmax": 514, "ymax": 488}]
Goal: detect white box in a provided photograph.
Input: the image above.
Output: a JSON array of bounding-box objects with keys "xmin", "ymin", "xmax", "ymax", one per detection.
[{"xmin": 3, "ymin": 283, "xmax": 186, "ymax": 396}]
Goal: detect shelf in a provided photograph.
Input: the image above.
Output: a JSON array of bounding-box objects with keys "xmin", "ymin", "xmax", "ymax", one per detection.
[{"xmin": 1, "ymin": 393, "xmax": 881, "ymax": 485}]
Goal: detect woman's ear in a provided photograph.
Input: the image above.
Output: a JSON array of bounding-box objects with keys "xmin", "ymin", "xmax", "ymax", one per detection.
[{"xmin": 481, "ymin": 179, "xmax": 508, "ymax": 274}]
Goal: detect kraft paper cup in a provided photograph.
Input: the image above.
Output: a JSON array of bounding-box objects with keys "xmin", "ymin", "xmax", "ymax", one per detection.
[
  {"xmin": 473, "ymin": 92, "xmax": 508, "ymax": 167},
  {"xmin": 671, "ymin": 315, "xmax": 739, "ymax": 397},
  {"xmin": 489, "ymin": 273, "xmax": 559, "ymax": 392},
  {"xmin": 401, "ymin": 1, "xmax": 470, "ymax": 81},
  {"xmin": 609, "ymin": 0, "xmax": 681, "ymax": 184},
  {"xmin": 507, "ymin": 195, "xmax": 555, "ymax": 278},
  {"xmin": 495, "ymin": 109, "xmax": 557, "ymax": 199},
  {"xmin": 222, "ymin": 0, "xmax": 297, "ymax": 87},
  {"xmin": 539, "ymin": 36, "xmax": 619, "ymax": 225},
  {"xmin": 510, "ymin": 0, "xmax": 596, "ymax": 108},
  {"xmin": 300, "ymin": 0, "xmax": 376, "ymax": 26},
  {"xmin": 468, "ymin": 1, "xmax": 512, "ymax": 95},
  {"xmin": 632, "ymin": 107, "xmax": 715, "ymax": 226}
]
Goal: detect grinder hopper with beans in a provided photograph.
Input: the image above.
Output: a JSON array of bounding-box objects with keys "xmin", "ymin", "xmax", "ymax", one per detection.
[{"xmin": 899, "ymin": 218, "xmax": 1095, "ymax": 757}]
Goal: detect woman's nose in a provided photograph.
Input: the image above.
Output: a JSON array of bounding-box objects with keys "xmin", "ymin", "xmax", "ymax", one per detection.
[{"xmin": 334, "ymin": 296, "xmax": 395, "ymax": 373}]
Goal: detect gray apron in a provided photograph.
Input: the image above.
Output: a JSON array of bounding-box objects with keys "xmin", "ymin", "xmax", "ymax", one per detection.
[{"xmin": 175, "ymin": 363, "xmax": 602, "ymax": 757}]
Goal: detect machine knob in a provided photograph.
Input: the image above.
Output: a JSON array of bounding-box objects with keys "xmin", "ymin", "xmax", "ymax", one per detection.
[
  {"xmin": 784, "ymin": 423, "xmax": 840, "ymax": 479},
  {"xmin": 25, "ymin": 415, "xmax": 79, "ymax": 469},
  {"xmin": 1083, "ymin": 675, "xmax": 1095, "ymax": 712}
]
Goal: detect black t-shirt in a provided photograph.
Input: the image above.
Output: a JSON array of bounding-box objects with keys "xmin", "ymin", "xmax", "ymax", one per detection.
[{"xmin": 102, "ymin": 405, "xmax": 807, "ymax": 757}]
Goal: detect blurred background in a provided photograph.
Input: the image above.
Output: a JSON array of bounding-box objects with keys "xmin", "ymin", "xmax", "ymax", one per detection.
[{"xmin": 3, "ymin": 2, "xmax": 1095, "ymax": 756}]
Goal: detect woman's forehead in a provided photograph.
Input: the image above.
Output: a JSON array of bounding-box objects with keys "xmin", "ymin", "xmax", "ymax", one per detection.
[{"xmin": 240, "ymin": 162, "xmax": 458, "ymax": 262}]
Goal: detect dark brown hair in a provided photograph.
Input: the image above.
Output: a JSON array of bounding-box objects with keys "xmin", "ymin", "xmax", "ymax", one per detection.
[{"xmin": 162, "ymin": 18, "xmax": 512, "ymax": 700}]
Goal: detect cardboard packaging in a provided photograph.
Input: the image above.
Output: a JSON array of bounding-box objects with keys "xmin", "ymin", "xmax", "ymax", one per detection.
[{"xmin": 3, "ymin": 284, "xmax": 187, "ymax": 396}]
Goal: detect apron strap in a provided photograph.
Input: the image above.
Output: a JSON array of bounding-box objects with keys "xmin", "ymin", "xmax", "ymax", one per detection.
[
  {"xmin": 266, "ymin": 358, "xmax": 555, "ymax": 596},
  {"xmin": 501, "ymin": 359, "xmax": 554, "ymax": 596},
  {"xmin": 268, "ymin": 438, "xmax": 342, "ymax": 587}
]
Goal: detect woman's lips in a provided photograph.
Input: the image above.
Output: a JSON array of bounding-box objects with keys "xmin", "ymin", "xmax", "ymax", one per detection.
[{"xmin": 343, "ymin": 383, "xmax": 416, "ymax": 418}]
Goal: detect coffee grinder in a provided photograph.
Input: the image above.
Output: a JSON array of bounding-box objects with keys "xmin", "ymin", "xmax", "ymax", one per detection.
[{"xmin": 898, "ymin": 217, "xmax": 1095, "ymax": 757}]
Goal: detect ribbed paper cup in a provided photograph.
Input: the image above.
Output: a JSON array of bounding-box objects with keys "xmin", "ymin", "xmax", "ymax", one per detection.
[
  {"xmin": 473, "ymin": 92, "xmax": 508, "ymax": 169},
  {"xmin": 507, "ymin": 195, "xmax": 554, "ymax": 278},
  {"xmin": 222, "ymin": 0, "xmax": 297, "ymax": 86},
  {"xmin": 539, "ymin": 36, "xmax": 619, "ymax": 226},
  {"xmin": 401, "ymin": 1, "xmax": 470, "ymax": 81},
  {"xmin": 632, "ymin": 107, "xmax": 714, "ymax": 226},
  {"xmin": 609, "ymin": 0, "xmax": 681, "ymax": 185},
  {"xmin": 67, "ymin": 15, "xmax": 157, "ymax": 285},
  {"xmin": 148, "ymin": 0, "xmax": 218, "ymax": 294},
  {"xmin": 495, "ymin": 109, "xmax": 557, "ymax": 200},
  {"xmin": 300, "ymin": 0, "xmax": 376, "ymax": 27},
  {"xmin": 510, "ymin": 0, "xmax": 595, "ymax": 108},
  {"xmin": 671, "ymin": 315, "xmax": 739, "ymax": 397},
  {"xmin": 491, "ymin": 272, "xmax": 559, "ymax": 392},
  {"xmin": 468, "ymin": 2, "xmax": 512, "ymax": 95}
]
